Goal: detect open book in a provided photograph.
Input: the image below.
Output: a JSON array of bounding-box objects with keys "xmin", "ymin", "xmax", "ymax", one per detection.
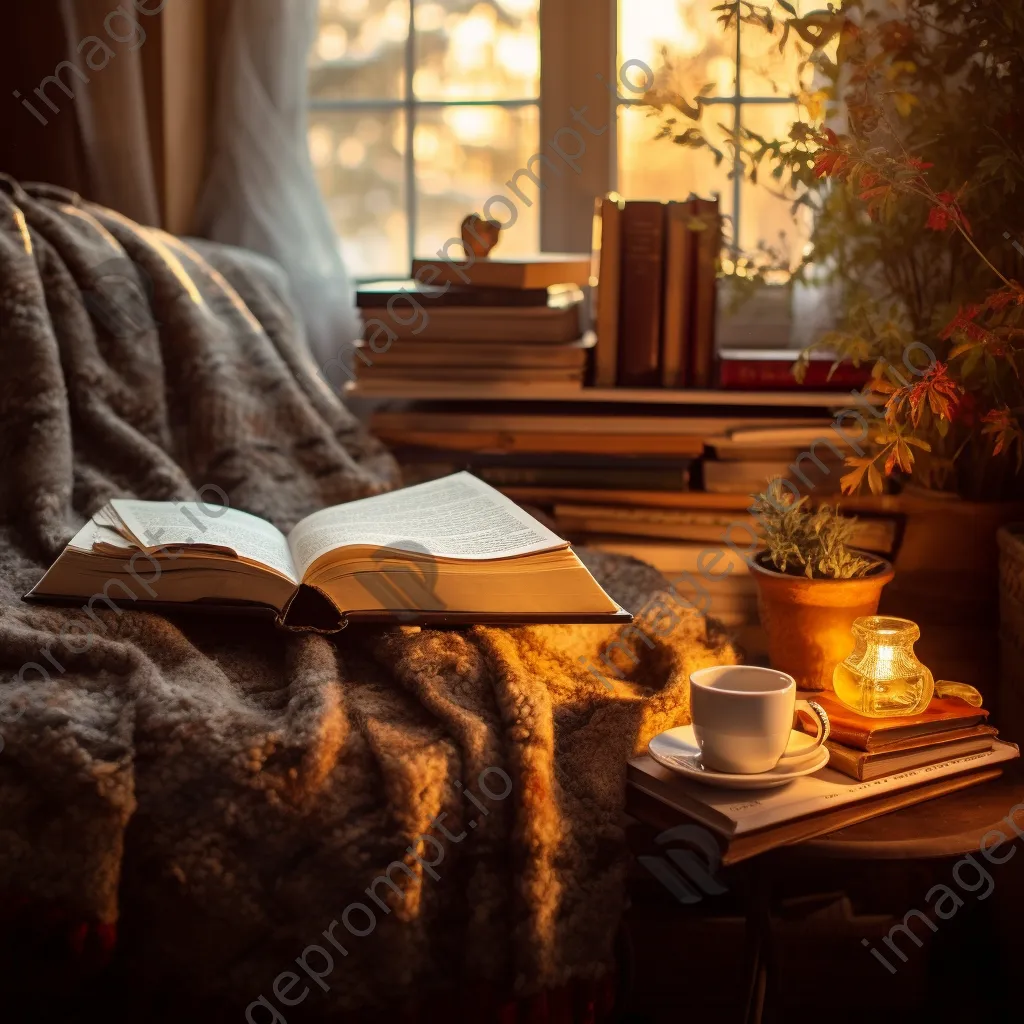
[{"xmin": 27, "ymin": 473, "xmax": 629, "ymax": 632}]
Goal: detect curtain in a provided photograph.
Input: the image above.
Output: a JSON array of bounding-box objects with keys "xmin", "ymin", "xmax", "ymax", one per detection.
[
  {"xmin": 61, "ymin": 0, "xmax": 162, "ymax": 226},
  {"xmin": 0, "ymin": 0, "xmax": 161, "ymax": 227},
  {"xmin": 195, "ymin": 0, "xmax": 359, "ymax": 368}
]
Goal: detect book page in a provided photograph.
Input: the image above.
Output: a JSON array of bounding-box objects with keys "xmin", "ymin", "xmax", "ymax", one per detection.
[
  {"xmin": 288, "ymin": 472, "xmax": 565, "ymax": 578},
  {"xmin": 110, "ymin": 499, "xmax": 298, "ymax": 582},
  {"xmin": 66, "ymin": 518, "xmax": 132, "ymax": 552}
]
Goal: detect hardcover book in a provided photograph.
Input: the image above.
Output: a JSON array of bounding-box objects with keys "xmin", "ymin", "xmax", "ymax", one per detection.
[
  {"xmin": 27, "ymin": 473, "xmax": 630, "ymax": 632},
  {"xmin": 410, "ymin": 254, "xmax": 591, "ymax": 289},
  {"xmin": 592, "ymin": 193, "xmax": 625, "ymax": 387},
  {"xmin": 617, "ymin": 200, "xmax": 666, "ymax": 387},
  {"xmin": 629, "ymin": 740, "xmax": 1019, "ymax": 863},
  {"xmin": 688, "ymin": 197, "xmax": 721, "ymax": 388},
  {"xmin": 360, "ymin": 295, "xmax": 583, "ymax": 343},
  {"xmin": 718, "ymin": 349, "xmax": 872, "ymax": 390},
  {"xmin": 805, "ymin": 693, "xmax": 990, "ymax": 752},
  {"xmin": 356, "ymin": 280, "xmax": 572, "ymax": 308},
  {"xmin": 660, "ymin": 199, "xmax": 696, "ymax": 388},
  {"xmin": 824, "ymin": 726, "xmax": 999, "ymax": 781}
]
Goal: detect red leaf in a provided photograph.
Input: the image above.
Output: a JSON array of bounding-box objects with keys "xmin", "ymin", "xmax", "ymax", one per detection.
[{"xmin": 926, "ymin": 206, "xmax": 950, "ymax": 232}]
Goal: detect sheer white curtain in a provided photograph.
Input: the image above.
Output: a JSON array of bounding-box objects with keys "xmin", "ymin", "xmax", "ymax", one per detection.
[{"xmin": 195, "ymin": 0, "xmax": 358, "ymax": 367}]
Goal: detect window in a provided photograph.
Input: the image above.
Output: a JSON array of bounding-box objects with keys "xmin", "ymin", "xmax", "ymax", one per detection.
[
  {"xmin": 617, "ymin": 0, "xmax": 811, "ymax": 270},
  {"xmin": 309, "ymin": 0, "xmax": 810, "ymax": 280},
  {"xmin": 309, "ymin": 0, "xmax": 541, "ymax": 279}
]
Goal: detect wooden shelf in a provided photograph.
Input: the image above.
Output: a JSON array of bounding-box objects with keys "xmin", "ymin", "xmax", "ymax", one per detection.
[
  {"xmin": 346, "ymin": 383, "xmax": 878, "ymax": 409},
  {"xmin": 498, "ymin": 486, "xmax": 912, "ymax": 513}
]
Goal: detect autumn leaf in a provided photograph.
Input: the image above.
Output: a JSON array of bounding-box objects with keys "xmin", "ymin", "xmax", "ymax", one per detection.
[
  {"xmin": 981, "ymin": 407, "xmax": 1024, "ymax": 468},
  {"xmin": 940, "ymin": 304, "xmax": 983, "ymax": 342},
  {"xmin": 885, "ymin": 61, "xmax": 918, "ymax": 80},
  {"xmin": 910, "ymin": 362, "xmax": 963, "ymax": 424},
  {"xmin": 858, "ymin": 183, "xmax": 893, "ymax": 218},
  {"xmin": 985, "ymin": 284, "xmax": 1024, "ymax": 312},
  {"xmin": 893, "ymin": 92, "xmax": 919, "ymax": 118},
  {"xmin": 799, "ymin": 89, "xmax": 829, "ymax": 121},
  {"xmin": 813, "ymin": 127, "xmax": 849, "ymax": 179},
  {"xmin": 878, "ymin": 19, "xmax": 915, "ymax": 51},
  {"xmin": 926, "ymin": 205, "xmax": 950, "ymax": 232},
  {"xmin": 814, "ymin": 149, "xmax": 848, "ymax": 179},
  {"xmin": 840, "ymin": 456, "xmax": 872, "ymax": 495},
  {"xmin": 927, "ymin": 191, "xmax": 972, "ymax": 235}
]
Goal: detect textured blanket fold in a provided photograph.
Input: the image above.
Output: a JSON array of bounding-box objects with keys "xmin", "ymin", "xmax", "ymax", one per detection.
[{"xmin": 0, "ymin": 177, "xmax": 735, "ymax": 1017}]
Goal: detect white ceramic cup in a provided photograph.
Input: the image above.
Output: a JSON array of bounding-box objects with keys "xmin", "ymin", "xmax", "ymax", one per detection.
[{"xmin": 689, "ymin": 665, "xmax": 830, "ymax": 775}]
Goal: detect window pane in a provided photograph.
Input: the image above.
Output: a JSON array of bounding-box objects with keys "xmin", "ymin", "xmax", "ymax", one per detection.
[
  {"xmin": 310, "ymin": 108, "xmax": 408, "ymax": 278},
  {"xmin": 414, "ymin": 0, "xmax": 540, "ymax": 101},
  {"xmin": 618, "ymin": 0, "xmax": 737, "ymax": 100},
  {"xmin": 617, "ymin": 103, "xmax": 734, "ymax": 226},
  {"xmin": 737, "ymin": 104, "xmax": 809, "ymax": 270},
  {"xmin": 415, "ymin": 104, "xmax": 540, "ymax": 259},
  {"xmin": 738, "ymin": 12, "xmax": 809, "ymax": 98},
  {"xmin": 310, "ymin": 0, "xmax": 409, "ymax": 101}
]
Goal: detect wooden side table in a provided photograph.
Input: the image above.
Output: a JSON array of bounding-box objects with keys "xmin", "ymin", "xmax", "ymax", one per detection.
[{"xmin": 626, "ymin": 766, "xmax": 1024, "ymax": 1024}]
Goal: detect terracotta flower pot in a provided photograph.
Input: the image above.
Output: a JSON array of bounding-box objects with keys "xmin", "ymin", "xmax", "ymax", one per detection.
[{"xmin": 751, "ymin": 550, "xmax": 895, "ymax": 691}]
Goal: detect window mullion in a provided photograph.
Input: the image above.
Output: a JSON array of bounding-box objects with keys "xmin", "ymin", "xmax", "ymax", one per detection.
[
  {"xmin": 405, "ymin": 0, "xmax": 417, "ymax": 267},
  {"xmin": 539, "ymin": 0, "xmax": 617, "ymax": 253},
  {"xmin": 732, "ymin": 14, "xmax": 743, "ymax": 257}
]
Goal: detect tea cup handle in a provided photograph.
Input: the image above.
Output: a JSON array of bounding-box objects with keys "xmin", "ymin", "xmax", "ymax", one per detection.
[{"xmin": 780, "ymin": 700, "xmax": 831, "ymax": 761}]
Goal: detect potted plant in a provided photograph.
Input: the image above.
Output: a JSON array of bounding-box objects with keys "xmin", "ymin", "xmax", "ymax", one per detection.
[
  {"xmin": 750, "ymin": 480, "xmax": 894, "ymax": 690},
  {"xmin": 642, "ymin": 0, "xmax": 1024, "ymax": 499}
]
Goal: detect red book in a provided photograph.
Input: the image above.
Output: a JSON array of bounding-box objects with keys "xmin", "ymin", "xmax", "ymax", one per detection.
[{"xmin": 718, "ymin": 350, "xmax": 872, "ymax": 390}]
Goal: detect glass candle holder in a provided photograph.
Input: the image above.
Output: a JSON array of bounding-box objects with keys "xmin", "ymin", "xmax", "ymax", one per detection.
[{"xmin": 832, "ymin": 616, "xmax": 934, "ymax": 718}]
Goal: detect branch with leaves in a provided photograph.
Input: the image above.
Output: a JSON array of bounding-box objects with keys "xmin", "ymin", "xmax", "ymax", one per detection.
[{"xmin": 641, "ymin": 0, "xmax": 1024, "ymax": 498}]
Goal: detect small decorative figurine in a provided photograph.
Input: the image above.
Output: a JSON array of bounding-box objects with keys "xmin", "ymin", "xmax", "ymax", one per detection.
[{"xmin": 461, "ymin": 214, "xmax": 501, "ymax": 258}]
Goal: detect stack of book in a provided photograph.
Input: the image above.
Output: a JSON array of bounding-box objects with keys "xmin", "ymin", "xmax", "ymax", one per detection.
[
  {"xmin": 629, "ymin": 724, "xmax": 1018, "ymax": 864},
  {"xmin": 591, "ymin": 194, "xmax": 876, "ymax": 393},
  {"xmin": 350, "ymin": 255, "xmax": 593, "ymax": 395},
  {"xmin": 699, "ymin": 423, "xmax": 856, "ymax": 495},
  {"xmin": 592, "ymin": 193, "xmax": 721, "ymax": 389},
  {"xmin": 810, "ymin": 693, "xmax": 1002, "ymax": 782},
  {"xmin": 369, "ymin": 406, "xmax": 862, "ymax": 496},
  {"xmin": 369, "ymin": 407, "xmax": 703, "ymax": 492}
]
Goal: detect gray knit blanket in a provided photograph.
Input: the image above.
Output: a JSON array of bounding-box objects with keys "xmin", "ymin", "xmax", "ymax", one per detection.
[{"xmin": 0, "ymin": 178, "xmax": 735, "ymax": 1018}]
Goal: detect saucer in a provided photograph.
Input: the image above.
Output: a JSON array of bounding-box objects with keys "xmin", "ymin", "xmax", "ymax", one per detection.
[{"xmin": 648, "ymin": 725, "xmax": 830, "ymax": 790}]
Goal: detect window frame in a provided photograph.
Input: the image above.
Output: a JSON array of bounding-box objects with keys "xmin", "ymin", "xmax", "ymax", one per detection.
[{"xmin": 310, "ymin": 0, "xmax": 801, "ymax": 272}]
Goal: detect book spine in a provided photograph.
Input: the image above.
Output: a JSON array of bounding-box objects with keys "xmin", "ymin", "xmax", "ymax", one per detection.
[
  {"xmin": 718, "ymin": 359, "xmax": 871, "ymax": 390},
  {"xmin": 479, "ymin": 465, "xmax": 689, "ymax": 491},
  {"xmin": 660, "ymin": 201, "xmax": 692, "ymax": 388},
  {"xmin": 593, "ymin": 195, "xmax": 624, "ymax": 387},
  {"xmin": 617, "ymin": 201, "xmax": 666, "ymax": 387},
  {"xmin": 688, "ymin": 198, "xmax": 720, "ymax": 389},
  {"xmin": 357, "ymin": 287, "xmax": 551, "ymax": 309}
]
